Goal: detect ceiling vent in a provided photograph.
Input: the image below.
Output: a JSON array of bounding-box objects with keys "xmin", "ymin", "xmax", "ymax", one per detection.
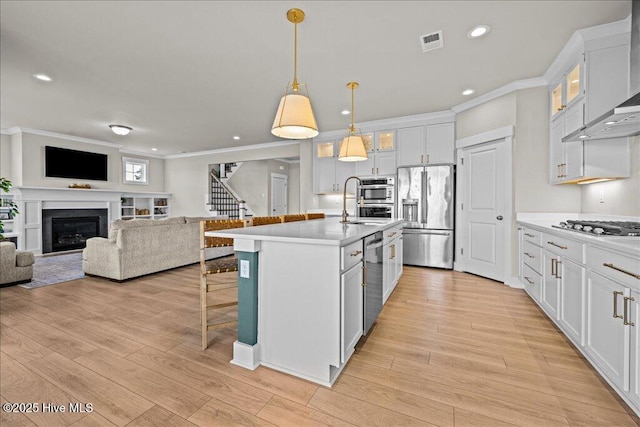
[{"xmin": 420, "ymin": 31, "xmax": 443, "ymax": 52}]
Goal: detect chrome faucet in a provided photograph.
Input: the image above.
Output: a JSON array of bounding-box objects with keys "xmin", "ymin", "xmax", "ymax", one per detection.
[{"xmin": 341, "ymin": 176, "xmax": 362, "ymax": 223}]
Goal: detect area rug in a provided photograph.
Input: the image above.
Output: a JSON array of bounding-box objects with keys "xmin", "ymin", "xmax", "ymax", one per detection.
[{"xmin": 19, "ymin": 252, "xmax": 85, "ymax": 289}]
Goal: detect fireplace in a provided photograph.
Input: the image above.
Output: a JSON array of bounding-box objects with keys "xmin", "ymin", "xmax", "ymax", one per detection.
[{"xmin": 42, "ymin": 209, "xmax": 108, "ymax": 253}]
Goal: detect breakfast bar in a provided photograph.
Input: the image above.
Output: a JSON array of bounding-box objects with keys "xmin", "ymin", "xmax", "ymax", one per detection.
[{"xmin": 208, "ymin": 217, "xmax": 403, "ymax": 386}]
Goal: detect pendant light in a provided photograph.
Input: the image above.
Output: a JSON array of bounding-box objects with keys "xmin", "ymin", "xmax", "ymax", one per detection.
[
  {"xmin": 338, "ymin": 82, "xmax": 368, "ymax": 162},
  {"xmin": 271, "ymin": 8, "xmax": 318, "ymax": 140}
]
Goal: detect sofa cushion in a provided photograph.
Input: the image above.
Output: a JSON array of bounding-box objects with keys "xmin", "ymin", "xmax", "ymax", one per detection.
[
  {"xmin": 16, "ymin": 250, "xmax": 35, "ymax": 267},
  {"xmin": 111, "ymin": 216, "xmax": 185, "ymax": 230}
]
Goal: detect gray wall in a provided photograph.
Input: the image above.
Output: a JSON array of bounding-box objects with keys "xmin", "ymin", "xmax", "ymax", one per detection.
[
  {"xmin": 581, "ymin": 135, "xmax": 640, "ymax": 216},
  {"xmin": 2, "ymin": 131, "xmax": 164, "ymax": 191},
  {"xmin": 0, "ymin": 134, "xmax": 11, "ymax": 179}
]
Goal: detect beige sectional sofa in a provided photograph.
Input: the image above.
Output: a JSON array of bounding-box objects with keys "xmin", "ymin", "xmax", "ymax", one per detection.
[
  {"xmin": 0, "ymin": 241, "xmax": 35, "ymax": 286},
  {"xmin": 82, "ymin": 216, "xmax": 233, "ymax": 281}
]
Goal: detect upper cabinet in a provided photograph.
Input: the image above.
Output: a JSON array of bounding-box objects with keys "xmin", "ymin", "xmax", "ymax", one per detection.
[
  {"xmin": 355, "ymin": 131, "xmax": 397, "ymax": 177},
  {"xmin": 314, "ymin": 139, "xmax": 357, "ymax": 194},
  {"xmin": 397, "ymin": 122, "xmax": 455, "ymax": 167},
  {"xmin": 548, "ymin": 29, "xmax": 631, "ymax": 185}
]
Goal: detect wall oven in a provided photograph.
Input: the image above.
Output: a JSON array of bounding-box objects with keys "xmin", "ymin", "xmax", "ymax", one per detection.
[
  {"xmin": 357, "ymin": 177, "xmax": 395, "ymax": 219},
  {"xmin": 358, "ymin": 177, "xmax": 395, "ymax": 204}
]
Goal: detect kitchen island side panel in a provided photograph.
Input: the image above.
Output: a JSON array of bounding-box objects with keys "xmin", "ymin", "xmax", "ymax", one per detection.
[{"xmin": 258, "ymin": 241, "xmax": 341, "ymax": 383}]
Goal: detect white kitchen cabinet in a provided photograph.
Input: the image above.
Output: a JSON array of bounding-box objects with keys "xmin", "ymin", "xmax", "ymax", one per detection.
[
  {"xmin": 585, "ymin": 270, "xmax": 630, "ymax": 391},
  {"xmin": 357, "ymin": 131, "xmax": 397, "ymax": 177},
  {"xmin": 313, "ymin": 140, "xmax": 356, "ymax": 193},
  {"xmin": 630, "ymin": 289, "xmax": 640, "ymax": 408},
  {"xmin": 542, "ymin": 249, "xmax": 560, "ymax": 319},
  {"xmin": 548, "ymin": 33, "xmax": 631, "ymax": 185},
  {"xmin": 397, "ymin": 123, "xmax": 455, "ymax": 167},
  {"xmin": 558, "ymin": 257, "xmax": 585, "ymax": 345},
  {"xmin": 382, "ymin": 241, "xmax": 391, "ymax": 304},
  {"xmin": 382, "ymin": 226, "xmax": 403, "ymax": 303},
  {"xmin": 341, "ymin": 260, "xmax": 364, "ymax": 363}
]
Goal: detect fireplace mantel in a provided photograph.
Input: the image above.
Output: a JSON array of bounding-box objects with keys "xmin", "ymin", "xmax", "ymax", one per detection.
[{"xmin": 11, "ymin": 186, "xmax": 171, "ymax": 254}]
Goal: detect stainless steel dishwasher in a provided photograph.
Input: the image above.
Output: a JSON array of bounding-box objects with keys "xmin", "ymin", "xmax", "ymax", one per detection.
[{"xmin": 363, "ymin": 232, "xmax": 384, "ymax": 335}]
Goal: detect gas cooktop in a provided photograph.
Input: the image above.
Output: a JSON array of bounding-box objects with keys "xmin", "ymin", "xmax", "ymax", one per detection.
[{"xmin": 552, "ymin": 220, "xmax": 640, "ymax": 236}]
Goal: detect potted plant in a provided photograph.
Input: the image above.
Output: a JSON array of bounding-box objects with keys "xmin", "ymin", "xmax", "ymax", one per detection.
[{"xmin": 0, "ymin": 177, "xmax": 19, "ymax": 240}]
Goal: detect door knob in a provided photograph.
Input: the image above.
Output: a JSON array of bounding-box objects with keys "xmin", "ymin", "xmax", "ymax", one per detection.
[{"xmin": 496, "ymin": 215, "xmax": 503, "ymax": 220}]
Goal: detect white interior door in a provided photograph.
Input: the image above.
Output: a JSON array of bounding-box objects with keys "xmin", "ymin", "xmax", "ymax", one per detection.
[
  {"xmin": 271, "ymin": 173, "xmax": 288, "ymax": 216},
  {"xmin": 459, "ymin": 139, "xmax": 506, "ymax": 282}
]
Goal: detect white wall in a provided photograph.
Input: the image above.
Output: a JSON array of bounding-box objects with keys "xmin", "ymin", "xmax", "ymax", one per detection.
[
  {"xmin": 288, "ymin": 162, "xmax": 300, "ymax": 214},
  {"xmin": 164, "ymin": 143, "xmax": 301, "ymax": 217},
  {"xmin": 4, "ymin": 131, "xmax": 165, "ymax": 192},
  {"xmin": 0, "ymin": 134, "xmax": 11, "ymax": 179},
  {"xmin": 581, "ymin": 135, "xmax": 640, "ymax": 216},
  {"xmin": 227, "ymin": 161, "xmax": 269, "ymax": 216}
]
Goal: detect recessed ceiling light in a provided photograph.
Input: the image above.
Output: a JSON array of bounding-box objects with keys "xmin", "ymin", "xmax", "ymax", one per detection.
[
  {"xmin": 109, "ymin": 124, "xmax": 132, "ymax": 136},
  {"xmin": 151, "ymin": 148, "xmax": 158, "ymax": 151},
  {"xmin": 605, "ymin": 121, "xmax": 616, "ymax": 125},
  {"xmin": 467, "ymin": 25, "xmax": 491, "ymax": 38},
  {"xmin": 33, "ymin": 73, "xmax": 53, "ymax": 82},
  {"xmin": 579, "ymin": 135, "xmax": 588, "ymax": 139},
  {"xmin": 233, "ymin": 136, "xmax": 240, "ymax": 140},
  {"xmin": 462, "ymin": 89, "xmax": 475, "ymax": 96},
  {"xmin": 341, "ymin": 110, "xmax": 350, "ymax": 115}
]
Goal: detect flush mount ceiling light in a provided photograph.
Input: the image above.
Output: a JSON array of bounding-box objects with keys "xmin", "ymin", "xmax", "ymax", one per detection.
[
  {"xmin": 467, "ymin": 25, "xmax": 491, "ymax": 38},
  {"xmin": 233, "ymin": 136, "xmax": 240, "ymax": 140},
  {"xmin": 341, "ymin": 110, "xmax": 351, "ymax": 115},
  {"xmin": 33, "ymin": 73, "xmax": 53, "ymax": 82},
  {"xmin": 271, "ymin": 8, "xmax": 318, "ymax": 140},
  {"xmin": 109, "ymin": 124, "xmax": 132, "ymax": 136},
  {"xmin": 462, "ymin": 89, "xmax": 475, "ymax": 96},
  {"xmin": 338, "ymin": 82, "xmax": 368, "ymax": 162}
]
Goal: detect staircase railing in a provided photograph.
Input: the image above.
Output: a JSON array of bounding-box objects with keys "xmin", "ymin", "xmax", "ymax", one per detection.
[{"xmin": 209, "ymin": 171, "xmax": 246, "ymax": 219}]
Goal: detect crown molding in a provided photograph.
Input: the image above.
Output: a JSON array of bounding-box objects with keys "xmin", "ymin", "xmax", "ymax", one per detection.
[
  {"xmin": 164, "ymin": 140, "xmax": 301, "ymax": 159},
  {"xmin": 451, "ymin": 78, "xmax": 547, "ymax": 114}
]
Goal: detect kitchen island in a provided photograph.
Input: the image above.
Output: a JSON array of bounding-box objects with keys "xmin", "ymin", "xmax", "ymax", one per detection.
[{"xmin": 208, "ymin": 217, "xmax": 403, "ymax": 386}]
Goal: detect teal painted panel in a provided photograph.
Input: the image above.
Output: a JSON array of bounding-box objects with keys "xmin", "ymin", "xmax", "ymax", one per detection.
[{"xmin": 237, "ymin": 251, "xmax": 258, "ymax": 345}]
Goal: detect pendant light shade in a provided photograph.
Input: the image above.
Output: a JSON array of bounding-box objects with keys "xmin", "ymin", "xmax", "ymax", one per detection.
[
  {"xmin": 271, "ymin": 9, "xmax": 318, "ymax": 140},
  {"xmin": 338, "ymin": 82, "xmax": 368, "ymax": 162}
]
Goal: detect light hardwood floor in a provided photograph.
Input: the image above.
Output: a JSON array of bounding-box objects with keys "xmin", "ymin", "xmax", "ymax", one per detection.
[{"xmin": 1, "ymin": 264, "xmax": 638, "ymax": 426}]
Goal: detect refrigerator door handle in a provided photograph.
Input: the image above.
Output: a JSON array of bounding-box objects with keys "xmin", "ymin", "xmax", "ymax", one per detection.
[
  {"xmin": 421, "ymin": 170, "xmax": 427, "ymax": 224},
  {"xmin": 403, "ymin": 229, "xmax": 452, "ymax": 236}
]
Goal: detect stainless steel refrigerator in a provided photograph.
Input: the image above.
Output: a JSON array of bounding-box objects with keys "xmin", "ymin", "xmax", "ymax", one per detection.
[{"xmin": 397, "ymin": 164, "xmax": 454, "ymax": 268}]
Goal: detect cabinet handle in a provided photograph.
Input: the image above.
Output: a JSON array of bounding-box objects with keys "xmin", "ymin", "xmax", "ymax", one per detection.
[
  {"xmin": 387, "ymin": 231, "xmax": 396, "ymax": 238},
  {"xmin": 555, "ymin": 260, "xmax": 562, "ymax": 279},
  {"xmin": 603, "ymin": 263, "xmax": 640, "ymax": 279},
  {"xmin": 551, "ymin": 258, "xmax": 557, "ymax": 276},
  {"xmin": 350, "ymin": 250, "xmax": 362, "ymax": 257},
  {"xmin": 524, "ymin": 276, "xmax": 534, "ymax": 285},
  {"xmin": 624, "ymin": 297, "xmax": 635, "ymax": 326},
  {"xmin": 421, "ymin": 154, "xmax": 424, "ymax": 164},
  {"xmin": 557, "ymin": 164, "xmax": 561, "ymax": 178},
  {"xmin": 372, "ymin": 168, "xmax": 375, "ymax": 174},
  {"xmin": 390, "ymin": 244, "xmax": 395, "ymax": 260},
  {"xmin": 613, "ymin": 291, "xmax": 624, "ymax": 319},
  {"xmin": 561, "ymin": 163, "xmax": 567, "ymax": 178},
  {"xmin": 524, "ymin": 233, "xmax": 535, "ymax": 238},
  {"xmin": 362, "ymin": 264, "xmax": 366, "ymax": 287},
  {"xmin": 524, "ymin": 252, "xmax": 535, "ymax": 258},
  {"xmin": 547, "ymin": 241, "xmax": 567, "ymax": 250},
  {"xmin": 427, "ymin": 154, "xmax": 430, "ymax": 163}
]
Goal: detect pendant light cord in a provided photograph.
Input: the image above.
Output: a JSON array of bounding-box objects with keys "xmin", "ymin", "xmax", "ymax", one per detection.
[
  {"xmin": 292, "ymin": 19, "xmax": 299, "ymax": 92},
  {"xmin": 350, "ymin": 85, "xmax": 356, "ymax": 135}
]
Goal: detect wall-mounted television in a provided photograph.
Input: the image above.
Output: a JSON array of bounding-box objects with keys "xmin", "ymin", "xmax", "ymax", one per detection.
[{"xmin": 45, "ymin": 146, "xmax": 108, "ymax": 181}]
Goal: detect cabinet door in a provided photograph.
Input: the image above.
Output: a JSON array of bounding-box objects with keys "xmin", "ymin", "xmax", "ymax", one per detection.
[
  {"xmin": 585, "ymin": 44, "xmax": 629, "ymax": 123},
  {"xmin": 558, "ymin": 258, "xmax": 585, "ymax": 346},
  {"xmin": 565, "ymin": 62, "xmax": 582, "ymax": 109},
  {"xmin": 397, "ymin": 127, "xmax": 424, "ymax": 167},
  {"xmin": 316, "ymin": 158, "xmax": 337, "ymax": 193},
  {"xmin": 585, "ymin": 271, "xmax": 630, "ymax": 391},
  {"xmin": 629, "ymin": 289, "xmax": 640, "ymax": 407},
  {"xmin": 376, "ymin": 152, "xmax": 397, "ymax": 176},
  {"xmin": 355, "ymin": 156, "xmax": 376, "ymax": 177},
  {"xmin": 341, "ymin": 263, "xmax": 363, "ymax": 363},
  {"xmin": 316, "ymin": 141, "xmax": 335, "ymax": 159},
  {"xmin": 563, "ymin": 141, "xmax": 584, "ymax": 182},
  {"xmin": 426, "ymin": 122, "xmax": 455, "ymax": 164},
  {"xmin": 395, "ymin": 235, "xmax": 403, "ymax": 284},
  {"xmin": 335, "ymin": 160, "xmax": 356, "ymax": 193},
  {"xmin": 376, "ymin": 131, "xmax": 395, "ymax": 152},
  {"xmin": 382, "ymin": 243, "xmax": 391, "ymax": 304},
  {"xmin": 549, "ymin": 118, "xmax": 565, "ymax": 184},
  {"xmin": 542, "ymin": 250, "xmax": 560, "ymax": 319},
  {"xmin": 551, "ymin": 82, "xmax": 564, "ymax": 119}
]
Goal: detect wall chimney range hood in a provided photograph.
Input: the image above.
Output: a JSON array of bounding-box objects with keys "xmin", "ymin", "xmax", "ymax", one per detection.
[{"xmin": 563, "ymin": 0, "xmax": 640, "ymax": 143}]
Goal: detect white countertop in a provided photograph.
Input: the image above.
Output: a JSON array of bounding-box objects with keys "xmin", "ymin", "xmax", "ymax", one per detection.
[
  {"xmin": 517, "ymin": 213, "xmax": 640, "ymax": 257},
  {"xmin": 209, "ymin": 217, "xmax": 403, "ymax": 246}
]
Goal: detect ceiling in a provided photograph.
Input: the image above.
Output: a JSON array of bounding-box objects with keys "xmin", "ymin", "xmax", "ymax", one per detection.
[{"xmin": 0, "ymin": 1, "xmax": 632, "ymax": 156}]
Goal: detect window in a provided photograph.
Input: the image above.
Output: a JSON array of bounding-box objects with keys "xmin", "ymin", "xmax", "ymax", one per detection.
[{"xmin": 122, "ymin": 157, "xmax": 149, "ymax": 184}]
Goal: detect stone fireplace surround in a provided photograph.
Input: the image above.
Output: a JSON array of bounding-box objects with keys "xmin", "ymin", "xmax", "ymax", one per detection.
[{"xmin": 9, "ymin": 187, "xmax": 169, "ymax": 255}]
